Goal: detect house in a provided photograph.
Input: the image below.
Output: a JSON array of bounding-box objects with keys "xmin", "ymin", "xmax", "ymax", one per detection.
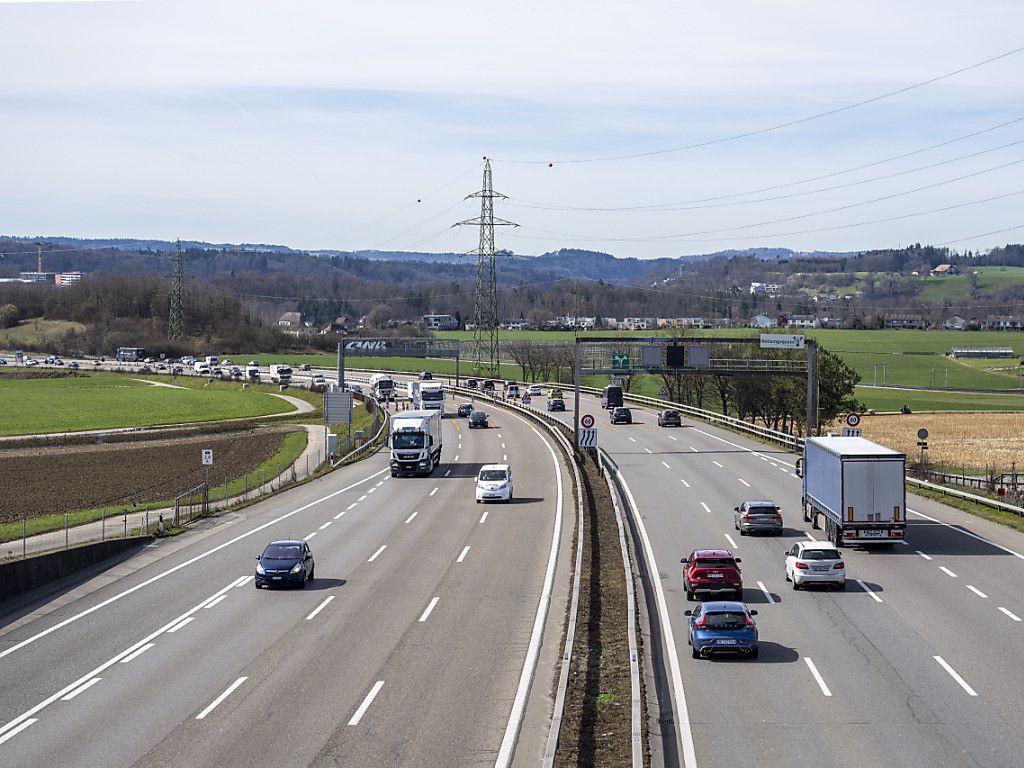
[
  {"xmin": 930, "ymin": 264, "xmax": 960, "ymax": 276},
  {"xmin": 749, "ymin": 282, "xmax": 783, "ymax": 296},
  {"xmin": 788, "ymin": 314, "xmax": 821, "ymax": 329},
  {"xmin": 986, "ymin": 315, "xmax": 1024, "ymax": 331},
  {"xmin": 942, "ymin": 315, "xmax": 967, "ymax": 331},
  {"xmin": 750, "ymin": 314, "xmax": 776, "ymax": 329},
  {"xmin": 421, "ymin": 314, "xmax": 459, "ymax": 331},
  {"xmin": 883, "ymin": 314, "xmax": 927, "ymax": 330},
  {"xmin": 278, "ymin": 311, "xmax": 302, "ymax": 328},
  {"xmin": 319, "ymin": 317, "xmax": 348, "ymax": 335},
  {"xmin": 504, "ymin": 319, "xmax": 530, "ymax": 331},
  {"xmin": 54, "ymin": 271, "xmax": 83, "ymax": 286}
]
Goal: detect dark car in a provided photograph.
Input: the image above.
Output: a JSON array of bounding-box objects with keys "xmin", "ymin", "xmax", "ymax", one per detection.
[
  {"xmin": 469, "ymin": 410, "xmax": 489, "ymax": 428},
  {"xmin": 255, "ymin": 540, "xmax": 315, "ymax": 588},
  {"xmin": 299, "ymin": 363, "xmax": 311, "ymax": 371},
  {"xmin": 682, "ymin": 549, "xmax": 743, "ymax": 600},
  {"xmin": 465, "ymin": 378, "xmax": 479, "ymax": 389},
  {"xmin": 734, "ymin": 500, "xmax": 783, "ymax": 536},
  {"xmin": 138, "ymin": 365, "xmax": 153, "ymax": 374},
  {"xmin": 547, "ymin": 397, "xmax": 566, "ymax": 412},
  {"xmin": 482, "ymin": 380, "xmax": 495, "ymax": 391},
  {"xmin": 685, "ymin": 601, "xmax": 759, "ymax": 659},
  {"xmin": 610, "ymin": 406, "xmax": 632, "ymax": 424},
  {"xmin": 419, "ymin": 371, "xmax": 433, "ymax": 380},
  {"xmin": 457, "ymin": 403, "xmax": 473, "ymax": 417},
  {"xmin": 68, "ymin": 361, "xmax": 79, "ymax": 370},
  {"xmin": 658, "ymin": 408, "xmax": 681, "ymax": 427}
]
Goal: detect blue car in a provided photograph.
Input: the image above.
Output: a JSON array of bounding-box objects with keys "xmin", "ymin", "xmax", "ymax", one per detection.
[
  {"xmin": 255, "ymin": 540, "xmax": 315, "ymax": 589},
  {"xmin": 685, "ymin": 601, "xmax": 759, "ymax": 659}
]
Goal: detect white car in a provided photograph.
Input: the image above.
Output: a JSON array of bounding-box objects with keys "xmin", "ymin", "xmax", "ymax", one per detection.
[
  {"xmin": 310, "ymin": 374, "xmax": 326, "ymax": 387},
  {"xmin": 476, "ymin": 464, "xmax": 513, "ymax": 503},
  {"xmin": 784, "ymin": 541, "xmax": 846, "ymax": 590},
  {"xmin": 527, "ymin": 384, "xmax": 542, "ymax": 397}
]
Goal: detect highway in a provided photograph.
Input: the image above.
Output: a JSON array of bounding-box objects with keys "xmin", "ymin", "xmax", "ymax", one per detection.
[
  {"xmin": 537, "ymin": 388, "xmax": 1024, "ymax": 768},
  {"xmin": 0, "ymin": 396, "xmax": 573, "ymax": 768}
]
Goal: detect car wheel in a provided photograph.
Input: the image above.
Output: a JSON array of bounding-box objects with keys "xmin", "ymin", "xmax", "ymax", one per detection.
[
  {"xmin": 734, "ymin": 590, "xmax": 743, "ymax": 601},
  {"xmin": 836, "ymin": 581, "xmax": 846, "ymax": 591},
  {"xmin": 784, "ymin": 570, "xmax": 790, "ymax": 582},
  {"xmin": 792, "ymin": 579, "xmax": 801, "ymax": 590},
  {"xmin": 739, "ymin": 529, "xmax": 747, "ymax": 536},
  {"xmin": 254, "ymin": 582, "xmax": 261, "ymax": 589},
  {"xmin": 692, "ymin": 645, "xmax": 701, "ymax": 659},
  {"xmin": 686, "ymin": 588, "xmax": 694, "ymax": 601},
  {"xmin": 749, "ymin": 646, "xmax": 759, "ymax": 660},
  {"xmin": 309, "ymin": 566, "xmax": 315, "ymax": 582}
]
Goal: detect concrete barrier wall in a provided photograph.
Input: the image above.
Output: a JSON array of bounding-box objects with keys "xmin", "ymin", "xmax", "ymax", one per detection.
[{"xmin": 0, "ymin": 537, "xmax": 149, "ymax": 600}]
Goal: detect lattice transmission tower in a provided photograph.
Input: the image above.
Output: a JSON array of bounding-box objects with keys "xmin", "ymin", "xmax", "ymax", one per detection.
[
  {"xmin": 455, "ymin": 159, "xmax": 517, "ymax": 376},
  {"xmin": 168, "ymin": 239, "xmax": 185, "ymax": 340}
]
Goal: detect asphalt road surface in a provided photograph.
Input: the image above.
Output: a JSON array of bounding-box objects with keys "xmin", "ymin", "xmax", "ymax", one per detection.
[
  {"xmin": 0, "ymin": 398, "xmax": 572, "ymax": 768},
  {"xmin": 538, "ymin": 388, "xmax": 1024, "ymax": 768}
]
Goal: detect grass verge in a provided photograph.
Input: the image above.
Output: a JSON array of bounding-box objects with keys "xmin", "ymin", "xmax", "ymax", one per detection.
[{"xmin": 910, "ymin": 484, "xmax": 1024, "ymax": 535}]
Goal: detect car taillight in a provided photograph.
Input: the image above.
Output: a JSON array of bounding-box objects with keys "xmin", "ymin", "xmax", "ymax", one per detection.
[
  {"xmin": 843, "ymin": 529, "xmax": 856, "ymax": 537},
  {"xmin": 742, "ymin": 513, "xmax": 750, "ymax": 520},
  {"xmin": 795, "ymin": 561, "xmax": 809, "ymax": 570},
  {"xmin": 834, "ymin": 562, "xmax": 844, "ymax": 570},
  {"xmin": 745, "ymin": 616, "xmax": 756, "ymax": 628},
  {"xmin": 694, "ymin": 617, "xmax": 706, "ymax": 628},
  {"xmin": 774, "ymin": 513, "xmax": 782, "ymax": 520}
]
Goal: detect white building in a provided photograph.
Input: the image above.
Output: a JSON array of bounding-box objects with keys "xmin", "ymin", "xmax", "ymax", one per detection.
[
  {"xmin": 750, "ymin": 314, "xmax": 776, "ymax": 328},
  {"xmin": 421, "ymin": 314, "xmax": 459, "ymax": 331},
  {"xmin": 788, "ymin": 314, "xmax": 821, "ymax": 329}
]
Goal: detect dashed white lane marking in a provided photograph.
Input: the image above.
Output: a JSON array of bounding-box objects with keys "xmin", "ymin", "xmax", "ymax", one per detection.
[
  {"xmin": 119, "ymin": 643, "xmax": 155, "ymax": 664},
  {"xmin": 496, "ymin": 433, "xmax": 502, "ymax": 438},
  {"xmin": 680, "ymin": 478, "xmax": 690, "ymax": 488},
  {"xmin": 916, "ymin": 550, "xmax": 932, "ymax": 560},
  {"xmin": 347, "ymin": 502, "xmax": 357, "ymax": 510},
  {"xmin": 404, "ymin": 511, "xmax": 418, "ymax": 524},
  {"xmin": 376, "ymin": 480, "xmax": 384, "ymax": 487},
  {"xmin": 779, "ymin": 466, "xmax": 788, "ymax": 472},
  {"xmin": 756, "ymin": 581, "xmax": 776, "ymax": 604},
  {"xmin": 61, "ymin": 678, "xmax": 102, "ymax": 701},
  {"xmin": 454, "ymin": 454, "xmax": 460, "ymax": 462},
  {"xmin": 934, "ymin": 656, "xmax": 977, "ymax": 696},
  {"xmin": 668, "ymin": 435, "xmax": 677, "ymax": 441},
  {"xmin": 445, "ymin": 469, "xmax": 453, "ymax": 477},
  {"xmin": 940, "ymin": 566, "xmax": 958, "ymax": 578},
  {"xmin": 479, "ymin": 510, "xmax": 489, "ymax": 524},
  {"xmin": 998, "ymin": 606, "xmax": 1022, "ymax": 622},
  {"xmin": 644, "ymin": 448, "xmax": 653, "ymax": 454},
  {"xmin": 501, "ymin": 442, "xmax": 506, "ymax": 449},
  {"xmin": 0, "ymin": 719, "xmax": 36, "ymax": 745},
  {"xmin": 303, "ymin": 532, "xmax": 317, "ymax": 541},
  {"xmin": 358, "ymin": 495, "xmax": 367, "ymax": 502},
  {"xmin": 700, "ymin": 502, "xmax": 711, "ymax": 514},
  {"xmin": 457, "ymin": 546, "xmax": 470, "ymax": 563},
  {"xmin": 319, "ymin": 521, "xmax": 332, "ymax": 530},
  {"xmin": 334, "ymin": 510, "xmax": 347, "ymax": 520},
  {"xmin": 367, "ymin": 545, "xmax": 387, "ymax": 562},
  {"xmin": 348, "ymin": 681, "xmax": 385, "ymax": 726},
  {"xmin": 662, "ymin": 461, "xmax": 671, "ymax": 469},
  {"xmin": 724, "ymin": 534, "xmax": 739, "ymax": 548},
  {"xmin": 805, "ymin": 532, "xmax": 817, "ymax": 540},
  {"xmin": 629, "ymin": 437, "xmax": 637, "ymax": 442},
  {"xmin": 503, "ymin": 454, "xmax": 507, "ymax": 461},
  {"xmin": 738, "ymin": 478, "xmax": 750, "ymax": 487},
  {"xmin": 418, "ymin": 597, "xmax": 440, "ymax": 623},
  {"xmin": 166, "ymin": 616, "xmax": 195, "ymax": 634},
  {"xmin": 804, "ymin": 658, "xmax": 832, "ymax": 696},
  {"xmin": 305, "ymin": 595, "xmax": 336, "ymax": 621},
  {"xmin": 689, "ymin": 446, "xmax": 698, "ymax": 452},
  {"xmin": 966, "ymin": 585, "xmax": 988, "ymax": 599},
  {"xmin": 430, "ymin": 487, "xmax": 438, "ymax": 496},
  {"xmin": 367, "ymin": 487, "xmax": 377, "ymax": 494},
  {"xmin": 856, "ymin": 580, "xmax": 882, "ymax": 603},
  {"xmin": 196, "ymin": 677, "xmax": 249, "ymax": 720},
  {"xmin": 712, "ymin": 460, "xmax": 723, "ymax": 468},
  {"xmin": 205, "ymin": 594, "xmax": 228, "ymax": 609}
]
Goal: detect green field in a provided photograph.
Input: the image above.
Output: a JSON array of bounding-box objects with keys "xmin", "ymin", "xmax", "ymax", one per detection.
[
  {"xmin": 0, "ymin": 372, "xmax": 295, "ymax": 436},
  {"xmin": 854, "ymin": 386, "xmax": 1024, "ymax": 413},
  {"xmin": 0, "ymin": 319, "xmax": 85, "ymax": 348},
  {"xmin": 917, "ymin": 266, "xmax": 1024, "ymax": 303}
]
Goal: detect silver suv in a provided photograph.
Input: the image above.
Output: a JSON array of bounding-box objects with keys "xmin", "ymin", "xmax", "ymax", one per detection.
[{"xmin": 734, "ymin": 500, "xmax": 782, "ymax": 536}]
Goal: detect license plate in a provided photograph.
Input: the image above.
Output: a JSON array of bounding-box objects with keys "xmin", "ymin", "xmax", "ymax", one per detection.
[
  {"xmin": 272, "ymin": 576, "xmax": 282, "ymax": 580},
  {"xmin": 717, "ymin": 639, "xmax": 737, "ymax": 645},
  {"xmin": 860, "ymin": 529, "xmax": 886, "ymax": 538},
  {"xmin": 812, "ymin": 565, "xmax": 830, "ymax": 572},
  {"xmin": 707, "ymin": 573, "xmax": 723, "ymax": 578}
]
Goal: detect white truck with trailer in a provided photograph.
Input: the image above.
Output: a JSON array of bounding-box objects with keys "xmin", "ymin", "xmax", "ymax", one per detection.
[
  {"xmin": 407, "ymin": 380, "xmax": 445, "ymax": 413},
  {"xmin": 370, "ymin": 373, "xmax": 396, "ymax": 401},
  {"xmin": 796, "ymin": 435, "xmax": 907, "ymax": 547},
  {"xmin": 269, "ymin": 364, "xmax": 292, "ymax": 384},
  {"xmin": 389, "ymin": 409, "xmax": 443, "ymax": 476}
]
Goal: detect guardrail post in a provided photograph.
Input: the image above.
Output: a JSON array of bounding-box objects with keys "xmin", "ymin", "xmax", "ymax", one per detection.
[
  {"xmin": 23, "ymin": 518, "xmax": 27, "ymax": 558},
  {"xmin": 65, "ymin": 512, "xmax": 69, "ymax": 549}
]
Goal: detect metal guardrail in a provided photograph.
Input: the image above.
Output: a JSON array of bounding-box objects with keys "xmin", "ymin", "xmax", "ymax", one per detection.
[{"xmin": 331, "ymin": 396, "xmax": 389, "ymax": 469}]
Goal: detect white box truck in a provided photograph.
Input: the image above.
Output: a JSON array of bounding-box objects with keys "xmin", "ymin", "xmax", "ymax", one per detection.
[
  {"xmin": 370, "ymin": 373, "xmax": 396, "ymax": 401},
  {"xmin": 389, "ymin": 409, "xmax": 443, "ymax": 476},
  {"xmin": 796, "ymin": 435, "xmax": 907, "ymax": 547},
  {"xmin": 406, "ymin": 380, "xmax": 422, "ymax": 408},
  {"xmin": 269, "ymin": 364, "xmax": 292, "ymax": 384},
  {"xmin": 419, "ymin": 381, "xmax": 445, "ymax": 413}
]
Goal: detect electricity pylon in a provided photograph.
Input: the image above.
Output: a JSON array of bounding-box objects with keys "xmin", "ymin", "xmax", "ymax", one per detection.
[{"xmin": 168, "ymin": 239, "xmax": 185, "ymax": 340}]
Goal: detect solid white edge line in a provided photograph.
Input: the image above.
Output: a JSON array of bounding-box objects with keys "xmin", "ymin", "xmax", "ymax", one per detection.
[
  {"xmin": 418, "ymin": 597, "xmax": 440, "ymax": 622},
  {"xmin": 998, "ymin": 606, "xmax": 1022, "ymax": 621},
  {"xmin": 305, "ymin": 595, "xmax": 336, "ymax": 621},
  {"xmin": 348, "ymin": 681, "xmax": 385, "ymax": 726},
  {"xmin": 166, "ymin": 616, "xmax": 195, "ymax": 634},
  {"xmin": 804, "ymin": 657, "xmax": 833, "ymax": 696},
  {"xmin": 908, "ymin": 507, "xmax": 1024, "ymax": 560},
  {"xmin": 966, "ymin": 585, "xmax": 988, "ymax": 598},
  {"xmin": 494, "ymin": 425, "xmax": 564, "ymax": 768},
  {"xmin": 367, "ymin": 545, "xmax": 386, "ymax": 562},
  {"xmin": 940, "ymin": 566, "xmax": 957, "ymax": 578},
  {"xmin": 756, "ymin": 581, "xmax": 776, "ymax": 604},
  {"xmin": 60, "ymin": 677, "xmax": 102, "ymax": 701},
  {"xmin": 856, "ymin": 579, "xmax": 883, "ymax": 603},
  {"xmin": 615, "ymin": 467, "xmax": 698, "ymax": 768},
  {"xmin": 119, "ymin": 643, "xmax": 155, "ymax": 664},
  {"xmin": 934, "ymin": 656, "xmax": 978, "ymax": 696},
  {"xmin": 0, "ymin": 468, "xmax": 388, "ymax": 664},
  {"xmin": 196, "ymin": 676, "xmax": 249, "ymax": 719},
  {"xmin": 457, "ymin": 546, "xmax": 470, "ymax": 563},
  {"xmin": 404, "ymin": 511, "xmax": 418, "ymax": 524},
  {"xmin": 0, "ymin": 718, "xmax": 36, "ymax": 746}
]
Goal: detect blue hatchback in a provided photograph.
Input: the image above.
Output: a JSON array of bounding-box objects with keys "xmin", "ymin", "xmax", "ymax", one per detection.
[
  {"xmin": 255, "ymin": 540, "xmax": 315, "ymax": 589},
  {"xmin": 685, "ymin": 601, "xmax": 759, "ymax": 659}
]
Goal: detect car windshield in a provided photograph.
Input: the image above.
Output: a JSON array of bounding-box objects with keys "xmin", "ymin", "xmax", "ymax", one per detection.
[
  {"xmin": 802, "ymin": 549, "xmax": 841, "ymax": 560},
  {"xmin": 694, "ymin": 558, "xmax": 735, "ymax": 568},
  {"xmin": 664, "ymin": 410, "xmax": 678, "ymax": 417},
  {"xmin": 392, "ymin": 433, "xmax": 425, "ymax": 449},
  {"xmin": 422, "ymin": 391, "xmax": 443, "ymax": 401},
  {"xmin": 480, "ymin": 470, "xmax": 508, "ymax": 482},
  {"xmin": 703, "ymin": 611, "xmax": 748, "ymax": 629},
  {"xmin": 471, "ymin": 411, "xmax": 486, "ymax": 419},
  {"xmin": 263, "ymin": 543, "xmax": 302, "ymax": 559}
]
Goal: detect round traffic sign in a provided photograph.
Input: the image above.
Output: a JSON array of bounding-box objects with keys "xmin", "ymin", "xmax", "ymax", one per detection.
[
  {"xmin": 845, "ymin": 413, "xmax": 861, "ymax": 428},
  {"xmin": 917, "ymin": 428, "xmax": 929, "ymax": 440},
  {"xmin": 580, "ymin": 414, "xmax": 595, "ymax": 429}
]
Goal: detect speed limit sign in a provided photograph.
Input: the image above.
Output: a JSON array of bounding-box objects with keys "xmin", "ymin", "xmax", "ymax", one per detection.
[
  {"xmin": 845, "ymin": 413, "xmax": 861, "ymax": 428},
  {"xmin": 580, "ymin": 413, "xmax": 595, "ymax": 429}
]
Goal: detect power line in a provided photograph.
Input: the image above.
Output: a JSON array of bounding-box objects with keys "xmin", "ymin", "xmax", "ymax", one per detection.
[{"xmin": 495, "ymin": 46, "xmax": 1024, "ymax": 164}]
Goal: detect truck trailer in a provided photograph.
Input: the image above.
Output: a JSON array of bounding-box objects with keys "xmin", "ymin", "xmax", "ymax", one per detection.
[
  {"xmin": 797, "ymin": 435, "xmax": 907, "ymax": 547},
  {"xmin": 389, "ymin": 409, "xmax": 443, "ymax": 476}
]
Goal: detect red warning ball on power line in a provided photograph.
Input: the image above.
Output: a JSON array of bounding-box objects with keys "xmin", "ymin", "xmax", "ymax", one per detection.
[
  {"xmin": 548, "ymin": 162, "xmax": 553, "ymax": 168},
  {"xmin": 417, "ymin": 198, "xmax": 422, "ymax": 203}
]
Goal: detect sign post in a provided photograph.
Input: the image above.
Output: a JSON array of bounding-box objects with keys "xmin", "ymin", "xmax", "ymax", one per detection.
[
  {"xmin": 578, "ymin": 413, "xmax": 597, "ymax": 450},
  {"xmin": 842, "ymin": 412, "xmax": 862, "ymax": 437},
  {"xmin": 201, "ymin": 449, "xmax": 213, "ymax": 508}
]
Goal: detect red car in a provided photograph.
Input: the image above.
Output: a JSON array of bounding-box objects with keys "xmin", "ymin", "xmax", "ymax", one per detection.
[{"xmin": 681, "ymin": 549, "xmax": 743, "ymax": 601}]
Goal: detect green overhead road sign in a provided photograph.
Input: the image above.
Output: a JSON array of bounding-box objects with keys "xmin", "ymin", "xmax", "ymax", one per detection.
[{"xmin": 611, "ymin": 352, "xmax": 630, "ymax": 370}]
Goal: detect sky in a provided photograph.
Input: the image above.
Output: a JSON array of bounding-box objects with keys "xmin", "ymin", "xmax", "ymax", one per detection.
[{"xmin": 1, "ymin": 0, "xmax": 1023, "ymax": 259}]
